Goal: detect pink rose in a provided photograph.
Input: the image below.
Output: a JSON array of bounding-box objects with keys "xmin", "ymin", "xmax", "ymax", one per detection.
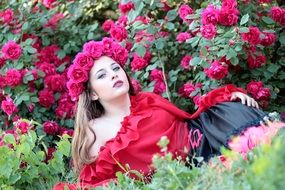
[
  {"xmin": 38, "ymin": 89, "xmax": 55, "ymax": 108},
  {"xmin": 260, "ymin": 32, "xmax": 276, "ymax": 46},
  {"xmin": 131, "ymin": 55, "xmax": 148, "ymax": 71},
  {"xmin": 178, "ymin": 4, "xmax": 193, "ymax": 22},
  {"xmin": 256, "ymin": 87, "xmax": 271, "ymax": 101},
  {"xmin": 218, "ymin": 7, "xmax": 239, "ymax": 26},
  {"xmin": 119, "ymin": 2, "xmax": 134, "ymax": 14},
  {"xmin": 37, "ymin": 62, "xmax": 56, "ymax": 76},
  {"xmin": 5, "ymin": 69, "xmax": 22, "ymax": 87},
  {"xmin": 200, "ymin": 24, "xmax": 217, "ymax": 39},
  {"xmin": 37, "ymin": 44, "xmax": 60, "ymax": 65},
  {"xmin": 66, "ymin": 81, "xmax": 84, "ymax": 101},
  {"xmin": 270, "ymin": 6, "xmax": 283, "ymax": 23},
  {"xmin": 247, "ymin": 54, "xmax": 266, "ymax": 69},
  {"xmin": 110, "ymin": 25, "xmax": 128, "ymax": 42},
  {"xmin": 0, "ymin": 9, "xmax": 14, "ymax": 24},
  {"xmin": 55, "ymin": 102, "xmax": 75, "ymax": 119},
  {"xmin": 201, "ymin": 5, "xmax": 219, "ymax": 25},
  {"xmin": 1, "ymin": 40, "xmax": 22, "ymax": 60},
  {"xmin": 247, "ymin": 81, "xmax": 264, "ymax": 95},
  {"xmin": 67, "ymin": 65, "xmax": 88, "ymax": 83},
  {"xmin": 131, "ymin": 79, "xmax": 142, "ymax": 94},
  {"xmin": 125, "ymin": 41, "xmax": 133, "ymax": 51},
  {"xmin": 44, "ymin": 74, "xmax": 66, "ymax": 92},
  {"xmin": 112, "ymin": 44, "xmax": 129, "ymax": 66},
  {"xmin": 176, "ymin": 32, "xmax": 191, "ymax": 43},
  {"xmin": 150, "ymin": 69, "xmax": 164, "ymax": 82},
  {"xmin": 180, "ymin": 55, "xmax": 192, "ymax": 70},
  {"xmin": 15, "ymin": 121, "xmax": 30, "ymax": 134},
  {"xmin": 43, "ymin": 121, "xmax": 59, "ymax": 135},
  {"xmin": 222, "ymin": 0, "xmax": 238, "ymax": 9},
  {"xmin": 178, "ymin": 83, "xmax": 196, "ymax": 98},
  {"xmin": 153, "ymin": 81, "xmax": 166, "ymax": 95},
  {"xmin": 102, "ymin": 37, "xmax": 115, "ymax": 56},
  {"xmin": 42, "ymin": 0, "xmax": 57, "ymax": 9},
  {"xmin": 102, "ymin": 19, "xmax": 114, "ymax": 32},
  {"xmin": 59, "ymin": 127, "xmax": 74, "ymax": 136},
  {"xmin": 204, "ymin": 60, "xmax": 228, "ymax": 80},
  {"xmin": 134, "ymin": 16, "xmax": 151, "ymax": 25},
  {"xmin": 117, "ymin": 15, "xmax": 128, "ymax": 27},
  {"xmin": 1, "ymin": 97, "xmax": 18, "ymax": 116},
  {"xmin": 242, "ymin": 27, "xmax": 261, "ymax": 46}
]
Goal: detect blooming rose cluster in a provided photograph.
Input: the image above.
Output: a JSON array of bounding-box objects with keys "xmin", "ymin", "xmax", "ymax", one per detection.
[
  {"xmin": 130, "ymin": 50, "xmax": 152, "ymax": 71},
  {"xmin": 1, "ymin": 97, "xmax": 18, "ymax": 116},
  {"xmin": 1, "ymin": 40, "xmax": 22, "ymax": 60},
  {"xmin": 180, "ymin": 55, "xmax": 192, "ymax": 70},
  {"xmin": 0, "ymin": 9, "xmax": 14, "ymax": 25},
  {"xmin": 178, "ymin": 83, "xmax": 202, "ymax": 106},
  {"xmin": 119, "ymin": 2, "xmax": 134, "ymax": 14},
  {"xmin": 246, "ymin": 81, "xmax": 271, "ymax": 107},
  {"xmin": 67, "ymin": 37, "xmax": 129, "ymax": 101}
]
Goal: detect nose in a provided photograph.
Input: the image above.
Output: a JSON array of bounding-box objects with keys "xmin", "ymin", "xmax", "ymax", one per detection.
[{"xmin": 111, "ymin": 70, "xmax": 118, "ymax": 80}]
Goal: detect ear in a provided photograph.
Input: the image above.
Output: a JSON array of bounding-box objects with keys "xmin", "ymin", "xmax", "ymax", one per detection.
[{"xmin": 90, "ymin": 91, "xmax": 99, "ymax": 101}]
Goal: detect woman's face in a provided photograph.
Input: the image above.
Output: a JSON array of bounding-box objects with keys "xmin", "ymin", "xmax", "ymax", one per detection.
[{"xmin": 89, "ymin": 56, "xmax": 130, "ymax": 102}]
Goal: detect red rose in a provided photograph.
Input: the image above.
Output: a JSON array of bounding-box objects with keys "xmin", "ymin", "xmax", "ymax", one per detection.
[
  {"xmin": 102, "ymin": 19, "xmax": 114, "ymax": 32},
  {"xmin": 42, "ymin": 0, "xmax": 57, "ymax": 9},
  {"xmin": 260, "ymin": 32, "xmax": 276, "ymax": 46},
  {"xmin": 153, "ymin": 81, "xmax": 166, "ymax": 95},
  {"xmin": 218, "ymin": 7, "xmax": 239, "ymax": 26},
  {"xmin": 55, "ymin": 102, "xmax": 75, "ymax": 119},
  {"xmin": 222, "ymin": 0, "xmax": 238, "ymax": 9},
  {"xmin": 67, "ymin": 64, "xmax": 88, "ymax": 83},
  {"xmin": 242, "ymin": 27, "xmax": 261, "ymax": 46},
  {"xmin": 150, "ymin": 69, "xmax": 164, "ymax": 82},
  {"xmin": 102, "ymin": 37, "xmax": 115, "ymax": 56},
  {"xmin": 0, "ymin": 57, "xmax": 5, "ymax": 68},
  {"xmin": 256, "ymin": 87, "xmax": 271, "ymax": 101},
  {"xmin": 201, "ymin": 5, "xmax": 219, "ymax": 25},
  {"xmin": 43, "ymin": 121, "xmax": 59, "ymax": 135},
  {"xmin": 38, "ymin": 89, "xmax": 55, "ymax": 108},
  {"xmin": 204, "ymin": 61, "xmax": 229, "ymax": 80},
  {"xmin": 82, "ymin": 41, "xmax": 103, "ymax": 60},
  {"xmin": 110, "ymin": 25, "xmax": 128, "ymax": 42},
  {"xmin": 247, "ymin": 54, "xmax": 266, "ymax": 69},
  {"xmin": 270, "ymin": 6, "xmax": 283, "ymax": 23},
  {"xmin": 131, "ymin": 55, "xmax": 148, "ymax": 71},
  {"xmin": 131, "ymin": 79, "xmax": 142, "ymax": 94},
  {"xmin": 200, "ymin": 24, "xmax": 217, "ymax": 39},
  {"xmin": 119, "ymin": 2, "xmax": 134, "ymax": 14},
  {"xmin": 44, "ymin": 13, "xmax": 64, "ymax": 30},
  {"xmin": 45, "ymin": 147, "xmax": 56, "ymax": 162},
  {"xmin": 37, "ymin": 62, "xmax": 57, "ymax": 76},
  {"xmin": 247, "ymin": 81, "xmax": 264, "ymax": 95},
  {"xmin": 180, "ymin": 55, "xmax": 192, "ymax": 70},
  {"xmin": 112, "ymin": 44, "xmax": 129, "ymax": 66},
  {"xmin": 44, "ymin": 74, "xmax": 66, "ymax": 92},
  {"xmin": 15, "ymin": 121, "xmax": 30, "ymax": 134},
  {"xmin": 1, "ymin": 40, "xmax": 22, "ymax": 60},
  {"xmin": 59, "ymin": 127, "xmax": 74, "ymax": 137},
  {"xmin": 0, "ymin": 74, "xmax": 5, "ymax": 88},
  {"xmin": 66, "ymin": 81, "xmax": 84, "ymax": 101},
  {"xmin": 37, "ymin": 45, "xmax": 60, "ymax": 66},
  {"xmin": 178, "ymin": 83, "xmax": 196, "ymax": 98},
  {"xmin": 0, "ymin": 9, "xmax": 14, "ymax": 24},
  {"xmin": 1, "ymin": 97, "xmax": 18, "ymax": 116},
  {"xmin": 176, "ymin": 32, "xmax": 191, "ymax": 43}
]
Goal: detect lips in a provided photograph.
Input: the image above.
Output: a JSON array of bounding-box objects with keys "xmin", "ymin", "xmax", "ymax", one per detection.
[{"xmin": 113, "ymin": 80, "xmax": 124, "ymax": 88}]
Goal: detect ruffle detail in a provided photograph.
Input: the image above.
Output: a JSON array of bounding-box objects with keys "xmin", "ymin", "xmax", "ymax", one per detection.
[{"xmin": 79, "ymin": 93, "xmax": 153, "ymax": 185}]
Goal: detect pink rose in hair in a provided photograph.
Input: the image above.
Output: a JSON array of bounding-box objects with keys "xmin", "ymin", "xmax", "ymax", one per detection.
[
  {"xmin": 102, "ymin": 19, "xmax": 114, "ymax": 32},
  {"xmin": 176, "ymin": 32, "xmax": 191, "ymax": 43},
  {"xmin": 67, "ymin": 65, "xmax": 88, "ymax": 83},
  {"xmin": 131, "ymin": 79, "xmax": 142, "ymax": 94},
  {"xmin": 270, "ymin": 6, "xmax": 283, "ymax": 23},
  {"xmin": 247, "ymin": 81, "xmax": 263, "ymax": 95},
  {"xmin": 201, "ymin": 5, "xmax": 219, "ymax": 25},
  {"xmin": 73, "ymin": 52, "xmax": 94, "ymax": 69},
  {"xmin": 43, "ymin": 121, "xmax": 59, "ymax": 135},
  {"xmin": 38, "ymin": 89, "xmax": 55, "ymax": 108},
  {"xmin": 66, "ymin": 81, "xmax": 84, "ymax": 101},
  {"xmin": 218, "ymin": 7, "xmax": 239, "ymax": 26},
  {"xmin": 119, "ymin": 2, "xmax": 134, "ymax": 14},
  {"xmin": 260, "ymin": 32, "xmax": 276, "ymax": 46},
  {"xmin": 1, "ymin": 97, "xmax": 18, "ymax": 116},
  {"xmin": 204, "ymin": 60, "xmax": 228, "ymax": 80},
  {"xmin": 200, "ymin": 24, "xmax": 217, "ymax": 39},
  {"xmin": 178, "ymin": 4, "xmax": 193, "ymax": 22},
  {"xmin": 242, "ymin": 27, "xmax": 261, "ymax": 46},
  {"xmin": 5, "ymin": 69, "xmax": 22, "ymax": 87},
  {"xmin": 112, "ymin": 44, "xmax": 129, "ymax": 66},
  {"xmin": 131, "ymin": 55, "xmax": 148, "ymax": 71},
  {"xmin": 180, "ymin": 55, "xmax": 192, "ymax": 70},
  {"xmin": 0, "ymin": 9, "xmax": 14, "ymax": 24},
  {"xmin": 102, "ymin": 37, "xmax": 115, "ymax": 56},
  {"xmin": 1, "ymin": 41, "xmax": 22, "ymax": 60},
  {"xmin": 110, "ymin": 25, "xmax": 128, "ymax": 42}
]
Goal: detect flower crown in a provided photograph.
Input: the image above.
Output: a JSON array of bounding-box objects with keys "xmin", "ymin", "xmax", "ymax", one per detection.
[{"xmin": 66, "ymin": 37, "xmax": 129, "ymax": 101}]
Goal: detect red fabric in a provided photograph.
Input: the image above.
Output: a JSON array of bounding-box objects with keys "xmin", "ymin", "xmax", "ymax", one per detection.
[{"xmin": 53, "ymin": 84, "xmax": 246, "ymax": 190}]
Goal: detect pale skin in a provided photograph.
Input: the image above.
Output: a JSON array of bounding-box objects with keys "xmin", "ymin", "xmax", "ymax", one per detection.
[{"xmin": 86, "ymin": 56, "xmax": 260, "ymax": 158}]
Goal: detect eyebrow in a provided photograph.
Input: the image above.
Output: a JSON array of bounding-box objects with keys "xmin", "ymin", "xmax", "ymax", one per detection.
[{"xmin": 95, "ymin": 63, "xmax": 118, "ymax": 75}]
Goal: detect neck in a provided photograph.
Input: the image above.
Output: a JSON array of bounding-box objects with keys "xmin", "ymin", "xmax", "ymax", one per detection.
[{"xmin": 100, "ymin": 94, "xmax": 131, "ymax": 118}]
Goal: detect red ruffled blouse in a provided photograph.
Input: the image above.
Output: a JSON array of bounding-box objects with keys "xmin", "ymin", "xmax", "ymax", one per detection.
[{"xmin": 53, "ymin": 84, "xmax": 246, "ymax": 190}]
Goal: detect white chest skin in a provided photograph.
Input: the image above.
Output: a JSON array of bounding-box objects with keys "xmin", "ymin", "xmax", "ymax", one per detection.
[{"xmin": 88, "ymin": 116, "xmax": 124, "ymax": 157}]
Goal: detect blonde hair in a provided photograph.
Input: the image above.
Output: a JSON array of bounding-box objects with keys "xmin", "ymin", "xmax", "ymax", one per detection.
[{"xmin": 71, "ymin": 71, "xmax": 135, "ymax": 174}]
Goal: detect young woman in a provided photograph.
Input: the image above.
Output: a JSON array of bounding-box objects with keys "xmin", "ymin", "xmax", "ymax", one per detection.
[{"xmin": 53, "ymin": 38, "xmax": 284, "ymax": 189}]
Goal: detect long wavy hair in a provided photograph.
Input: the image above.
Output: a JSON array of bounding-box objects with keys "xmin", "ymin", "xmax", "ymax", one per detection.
[{"xmin": 71, "ymin": 67, "xmax": 135, "ymax": 174}]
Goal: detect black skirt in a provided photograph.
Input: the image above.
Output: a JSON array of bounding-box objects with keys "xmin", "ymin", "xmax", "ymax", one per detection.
[{"xmin": 187, "ymin": 102, "xmax": 267, "ymax": 163}]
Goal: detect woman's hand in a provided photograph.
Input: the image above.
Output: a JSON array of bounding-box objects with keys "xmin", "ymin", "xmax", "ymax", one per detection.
[{"xmin": 230, "ymin": 92, "xmax": 259, "ymax": 109}]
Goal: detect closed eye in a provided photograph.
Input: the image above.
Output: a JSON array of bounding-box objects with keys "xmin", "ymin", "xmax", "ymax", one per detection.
[
  {"xmin": 113, "ymin": 66, "xmax": 120, "ymax": 71},
  {"xmin": 97, "ymin": 73, "xmax": 106, "ymax": 79}
]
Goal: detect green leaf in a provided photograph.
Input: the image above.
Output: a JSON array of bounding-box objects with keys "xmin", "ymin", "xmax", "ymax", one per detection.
[
  {"xmin": 190, "ymin": 57, "xmax": 201, "ymax": 66},
  {"xmin": 22, "ymin": 22, "xmax": 29, "ymax": 31},
  {"xmin": 165, "ymin": 22, "xmax": 175, "ymax": 30},
  {"xmin": 262, "ymin": 16, "xmax": 275, "ymax": 25},
  {"xmin": 240, "ymin": 14, "xmax": 249, "ymax": 25},
  {"xmin": 3, "ymin": 134, "xmax": 16, "ymax": 145},
  {"xmin": 186, "ymin": 36, "xmax": 200, "ymax": 48},
  {"xmin": 166, "ymin": 9, "xmax": 177, "ymax": 21},
  {"xmin": 57, "ymin": 50, "xmax": 66, "ymax": 59},
  {"xmin": 267, "ymin": 64, "xmax": 280, "ymax": 73},
  {"xmin": 155, "ymin": 39, "xmax": 165, "ymax": 50},
  {"xmin": 279, "ymin": 33, "xmax": 285, "ymax": 45},
  {"xmin": 135, "ymin": 44, "xmax": 146, "ymax": 57},
  {"xmin": 239, "ymin": 27, "xmax": 249, "ymax": 33}
]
